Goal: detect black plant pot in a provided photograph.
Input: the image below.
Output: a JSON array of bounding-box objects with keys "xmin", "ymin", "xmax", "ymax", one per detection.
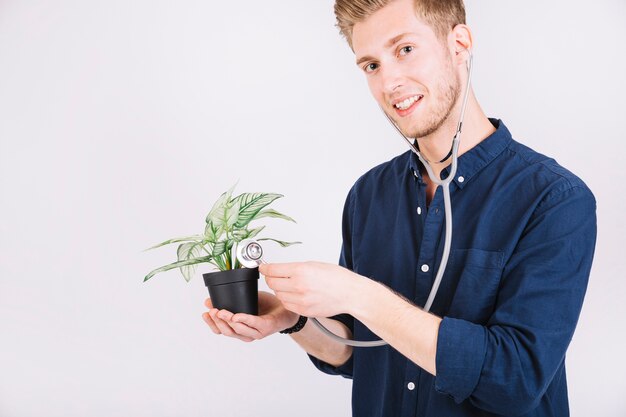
[{"xmin": 203, "ymin": 267, "xmax": 259, "ymax": 315}]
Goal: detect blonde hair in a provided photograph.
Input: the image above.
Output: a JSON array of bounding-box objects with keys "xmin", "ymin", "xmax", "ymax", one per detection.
[{"xmin": 334, "ymin": 0, "xmax": 466, "ymax": 48}]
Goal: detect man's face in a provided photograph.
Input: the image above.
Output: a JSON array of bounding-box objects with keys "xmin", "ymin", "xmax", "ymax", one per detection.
[{"xmin": 352, "ymin": 0, "xmax": 461, "ymax": 139}]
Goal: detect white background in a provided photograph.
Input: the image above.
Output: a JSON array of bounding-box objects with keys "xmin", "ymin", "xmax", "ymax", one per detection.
[{"xmin": 1, "ymin": 1, "xmax": 625, "ymax": 416}]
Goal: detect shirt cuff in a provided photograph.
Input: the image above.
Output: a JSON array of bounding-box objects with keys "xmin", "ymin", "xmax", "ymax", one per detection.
[
  {"xmin": 307, "ymin": 352, "xmax": 354, "ymax": 379},
  {"xmin": 435, "ymin": 317, "xmax": 487, "ymax": 403},
  {"xmin": 306, "ymin": 313, "xmax": 354, "ymax": 379}
]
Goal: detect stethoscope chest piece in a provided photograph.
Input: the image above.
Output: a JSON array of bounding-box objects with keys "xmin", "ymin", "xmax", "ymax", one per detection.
[{"xmin": 236, "ymin": 239, "xmax": 266, "ymax": 268}]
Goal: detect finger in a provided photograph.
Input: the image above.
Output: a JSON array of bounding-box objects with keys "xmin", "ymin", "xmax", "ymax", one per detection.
[
  {"xmin": 231, "ymin": 313, "xmax": 263, "ymax": 329},
  {"xmin": 217, "ymin": 309, "xmax": 237, "ymax": 322},
  {"xmin": 202, "ymin": 311, "xmax": 220, "ymax": 334},
  {"xmin": 218, "ymin": 312, "xmax": 260, "ymax": 341},
  {"xmin": 210, "ymin": 309, "xmax": 235, "ymax": 335},
  {"xmin": 217, "ymin": 310, "xmax": 262, "ymax": 337},
  {"xmin": 204, "ymin": 298, "xmax": 214, "ymax": 309},
  {"xmin": 259, "ymin": 262, "xmax": 304, "ymax": 278},
  {"xmin": 229, "ymin": 322, "xmax": 265, "ymax": 340},
  {"xmin": 210, "ymin": 309, "xmax": 253, "ymax": 342}
]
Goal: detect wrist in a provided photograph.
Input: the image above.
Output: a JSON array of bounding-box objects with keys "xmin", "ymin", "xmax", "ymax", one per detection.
[
  {"xmin": 347, "ymin": 274, "xmax": 381, "ymax": 318},
  {"xmin": 279, "ymin": 315, "xmax": 308, "ymax": 334},
  {"xmin": 282, "ymin": 310, "xmax": 300, "ymax": 328}
]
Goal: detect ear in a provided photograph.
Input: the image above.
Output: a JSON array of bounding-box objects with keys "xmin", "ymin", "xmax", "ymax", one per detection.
[{"xmin": 448, "ymin": 24, "xmax": 473, "ymax": 65}]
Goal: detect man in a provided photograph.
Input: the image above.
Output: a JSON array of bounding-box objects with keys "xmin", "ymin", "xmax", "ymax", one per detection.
[{"xmin": 202, "ymin": 0, "xmax": 597, "ymax": 415}]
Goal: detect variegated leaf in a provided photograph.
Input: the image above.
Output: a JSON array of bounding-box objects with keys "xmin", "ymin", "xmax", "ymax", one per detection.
[
  {"xmin": 232, "ymin": 225, "xmax": 266, "ymax": 242},
  {"xmin": 177, "ymin": 242, "xmax": 204, "ymax": 282},
  {"xmin": 144, "ymin": 255, "xmax": 213, "ymax": 282},
  {"xmin": 204, "ymin": 221, "xmax": 223, "ymax": 243},
  {"xmin": 232, "ymin": 193, "xmax": 283, "ymax": 228},
  {"xmin": 205, "ymin": 182, "xmax": 238, "ymax": 224},
  {"xmin": 257, "ymin": 237, "xmax": 302, "ymax": 247},
  {"xmin": 246, "ymin": 226, "xmax": 266, "ymax": 240},
  {"xmin": 144, "ymin": 235, "xmax": 204, "ymax": 251},
  {"xmin": 212, "ymin": 240, "xmax": 228, "ymax": 257},
  {"xmin": 253, "ymin": 209, "xmax": 296, "ymax": 223},
  {"xmin": 224, "ymin": 198, "xmax": 241, "ymax": 229}
]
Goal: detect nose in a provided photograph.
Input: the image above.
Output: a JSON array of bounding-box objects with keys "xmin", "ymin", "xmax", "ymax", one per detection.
[{"xmin": 380, "ymin": 62, "xmax": 405, "ymax": 96}]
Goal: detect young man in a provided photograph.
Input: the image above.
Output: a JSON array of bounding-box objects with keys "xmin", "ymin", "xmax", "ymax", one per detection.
[{"xmin": 202, "ymin": 0, "xmax": 597, "ymax": 415}]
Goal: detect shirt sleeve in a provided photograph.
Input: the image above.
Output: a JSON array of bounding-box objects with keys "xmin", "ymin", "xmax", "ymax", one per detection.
[
  {"xmin": 434, "ymin": 183, "xmax": 597, "ymax": 415},
  {"xmin": 307, "ymin": 189, "xmax": 356, "ymax": 379}
]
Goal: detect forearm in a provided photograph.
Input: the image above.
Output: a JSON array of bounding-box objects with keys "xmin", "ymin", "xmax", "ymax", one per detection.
[
  {"xmin": 349, "ymin": 277, "xmax": 441, "ymax": 375},
  {"xmin": 290, "ymin": 317, "xmax": 353, "ymax": 367}
]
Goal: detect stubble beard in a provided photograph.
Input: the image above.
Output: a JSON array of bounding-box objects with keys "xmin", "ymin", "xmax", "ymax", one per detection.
[{"xmin": 391, "ymin": 61, "xmax": 461, "ymax": 140}]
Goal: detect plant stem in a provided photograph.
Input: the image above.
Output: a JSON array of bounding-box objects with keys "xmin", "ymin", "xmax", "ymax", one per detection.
[{"xmin": 213, "ymin": 256, "xmax": 226, "ymax": 271}]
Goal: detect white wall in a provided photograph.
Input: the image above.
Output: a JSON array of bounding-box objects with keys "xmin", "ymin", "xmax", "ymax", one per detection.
[{"xmin": 1, "ymin": 1, "xmax": 624, "ymax": 416}]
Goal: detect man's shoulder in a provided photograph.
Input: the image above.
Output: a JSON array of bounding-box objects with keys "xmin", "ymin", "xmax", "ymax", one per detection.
[
  {"xmin": 348, "ymin": 150, "xmax": 412, "ymax": 199},
  {"xmin": 504, "ymin": 138, "xmax": 594, "ymax": 201}
]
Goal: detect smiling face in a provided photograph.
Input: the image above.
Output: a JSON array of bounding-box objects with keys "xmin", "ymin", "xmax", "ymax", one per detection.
[{"xmin": 352, "ymin": 0, "xmax": 461, "ymax": 139}]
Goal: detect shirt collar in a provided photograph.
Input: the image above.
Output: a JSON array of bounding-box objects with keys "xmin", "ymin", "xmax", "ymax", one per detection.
[{"xmin": 407, "ymin": 118, "xmax": 512, "ymax": 189}]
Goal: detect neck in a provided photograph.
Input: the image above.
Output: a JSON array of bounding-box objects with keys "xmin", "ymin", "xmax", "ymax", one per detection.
[{"xmin": 416, "ymin": 90, "xmax": 495, "ymax": 179}]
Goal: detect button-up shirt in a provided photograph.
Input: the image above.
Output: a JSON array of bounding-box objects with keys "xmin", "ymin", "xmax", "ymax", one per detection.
[{"xmin": 308, "ymin": 119, "xmax": 597, "ymax": 417}]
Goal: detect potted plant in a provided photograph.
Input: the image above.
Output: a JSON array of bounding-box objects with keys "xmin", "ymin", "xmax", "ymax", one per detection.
[{"xmin": 143, "ymin": 183, "xmax": 300, "ymax": 315}]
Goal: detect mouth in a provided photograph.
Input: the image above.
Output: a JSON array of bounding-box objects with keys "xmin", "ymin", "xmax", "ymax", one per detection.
[{"xmin": 392, "ymin": 94, "xmax": 423, "ymax": 116}]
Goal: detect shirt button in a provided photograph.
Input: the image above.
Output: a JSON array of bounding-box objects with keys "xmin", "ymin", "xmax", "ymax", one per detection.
[
  {"xmin": 458, "ymin": 176, "xmax": 465, "ymax": 183},
  {"xmin": 407, "ymin": 382, "xmax": 415, "ymax": 390},
  {"xmin": 416, "ymin": 206, "xmax": 422, "ymax": 215},
  {"xmin": 421, "ymin": 264, "xmax": 429, "ymax": 273}
]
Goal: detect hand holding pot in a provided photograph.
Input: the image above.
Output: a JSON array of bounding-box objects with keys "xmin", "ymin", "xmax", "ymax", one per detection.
[
  {"xmin": 260, "ymin": 261, "xmax": 364, "ymax": 318},
  {"xmin": 203, "ymin": 291, "xmax": 299, "ymax": 342}
]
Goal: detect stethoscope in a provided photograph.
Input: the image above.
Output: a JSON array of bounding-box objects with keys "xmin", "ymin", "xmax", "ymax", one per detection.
[{"xmin": 237, "ymin": 49, "xmax": 473, "ymax": 347}]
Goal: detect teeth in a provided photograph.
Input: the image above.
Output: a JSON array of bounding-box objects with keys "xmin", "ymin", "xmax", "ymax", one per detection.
[{"xmin": 394, "ymin": 95, "xmax": 422, "ymax": 110}]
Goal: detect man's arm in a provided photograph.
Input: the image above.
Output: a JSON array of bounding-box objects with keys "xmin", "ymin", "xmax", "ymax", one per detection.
[
  {"xmin": 261, "ymin": 261, "xmax": 436, "ymax": 372},
  {"xmin": 205, "ymin": 293, "xmax": 353, "ymax": 370},
  {"xmin": 262, "ymin": 181, "xmax": 596, "ymax": 415},
  {"xmin": 289, "ymin": 317, "xmax": 353, "ymax": 368},
  {"xmin": 204, "ymin": 190, "xmax": 357, "ymax": 375}
]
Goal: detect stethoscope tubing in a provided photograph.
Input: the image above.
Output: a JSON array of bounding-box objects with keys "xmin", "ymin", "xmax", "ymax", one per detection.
[
  {"xmin": 239, "ymin": 50, "xmax": 473, "ymax": 347},
  {"xmin": 309, "ymin": 50, "xmax": 473, "ymax": 347}
]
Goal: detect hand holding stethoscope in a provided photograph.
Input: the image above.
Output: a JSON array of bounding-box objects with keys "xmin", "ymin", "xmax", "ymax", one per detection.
[{"xmin": 236, "ymin": 49, "xmax": 473, "ymax": 347}]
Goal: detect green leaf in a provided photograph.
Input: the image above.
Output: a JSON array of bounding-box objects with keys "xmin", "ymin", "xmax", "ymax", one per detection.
[
  {"xmin": 232, "ymin": 228, "xmax": 248, "ymax": 240},
  {"xmin": 257, "ymin": 238, "xmax": 302, "ymax": 248},
  {"xmin": 212, "ymin": 240, "xmax": 229, "ymax": 257},
  {"xmin": 224, "ymin": 198, "xmax": 241, "ymax": 229},
  {"xmin": 204, "ymin": 221, "xmax": 223, "ymax": 243},
  {"xmin": 204, "ymin": 222, "xmax": 215, "ymax": 241},
  {"xmin": 254, "ymin": 208, "xmax": 296, "ymax": 223},
  {"xmin": 232, "ymin": 225, "xmax": 266, "ymax": 242},
  {"xmin": 143, "ymin": 255, "xmax": 213, "ymax": 282},
  {"xmin": 246, "ymin": 226, "xmax": 266, "ymax": 240},
  {"xmin": 177, "ymin": 242, "xmax": 204, "ymax": 282},
  {"xmin": 205, "ymin": 182, "xmax": 238, "ymax": 224},
  {"xmin": 231, "ymin": 193, "xmax": 284, "ymax": 229},
  {"xmin": 144, "ymin": 235, "xmax": 204, "ymax": 251}
]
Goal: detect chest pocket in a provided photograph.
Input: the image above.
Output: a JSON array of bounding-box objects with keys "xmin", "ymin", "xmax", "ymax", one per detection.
[{"xmin": 443, "ymin": 248, "xmax": 505, "ymax": 323}]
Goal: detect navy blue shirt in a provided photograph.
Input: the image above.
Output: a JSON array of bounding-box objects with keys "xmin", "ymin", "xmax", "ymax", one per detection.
[{"xmin": 308, "ymin": 119, "xmax": 597, "ymax": 417}]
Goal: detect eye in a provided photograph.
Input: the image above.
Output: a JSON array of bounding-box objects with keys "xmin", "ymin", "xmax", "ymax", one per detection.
[
  {"xmin": 399, "ymin": 45, "xmax": 413, "ymax": 56},
  {"xmin": 364, "ymin": 62, "xmax": 379, "ymax": 73}
]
